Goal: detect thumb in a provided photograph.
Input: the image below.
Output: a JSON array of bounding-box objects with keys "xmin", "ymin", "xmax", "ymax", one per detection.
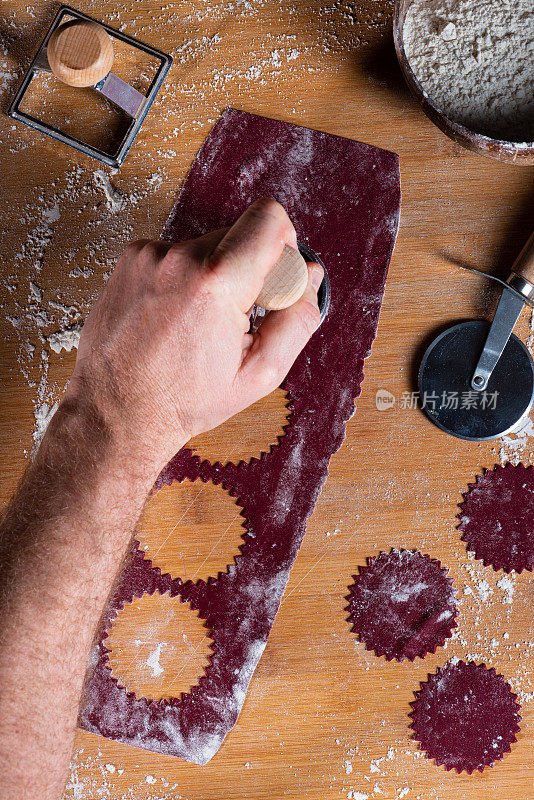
[{"xmin": 238, "ymin": 264, "xmax": 324, "ymax": 399}]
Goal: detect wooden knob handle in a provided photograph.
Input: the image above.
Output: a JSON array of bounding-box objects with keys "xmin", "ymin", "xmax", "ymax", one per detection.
[
  {"xmin": 255, "ymin": 245, "xmax": 309, "ymax": 310},
  {"xmin": 511, "ymin": 230, "xmax": 534, "ymax": 286},
  {"xmin": 47, "ymin": 20, "xmax": 114, "ymax": 88}
]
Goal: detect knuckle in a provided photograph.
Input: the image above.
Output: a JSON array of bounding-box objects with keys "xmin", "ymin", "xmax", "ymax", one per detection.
[
  {"xmin": 252, "ymin": 196, "xmax": 285, "ymax": 215},
  {"xmin": 123, "ymin": 241, "xmax": 165, "ymax": 276},
  {"xmin": 153, "ymin": 243, "xmax": 192, "ymax": 291},
  {"xmin": 161, "ymin": 242, "xmax": 189, "ymax": 273},
  {"xmin": 206, "ymin": 239, "xmax": 230, "ymax": 270},
  {"xmin": 204, "ymin": 247, "xmax": 234, "ymax": 293},
  {"xmin": 167, "ymin": 241, "xmax": 190, "ymax": 261},
  {"xmin": 201, "ymin": 261, "xmax": 225, "ymax": 292},
  {"xmin": 140, "ymin": 241, "xmax": 162, "ymax": 262},
  {"xmin": 120, "ymin": 239, "xmax": 150, "ymax": 264},
  {"xmin": 126, "ymin": 238, "xmax": 151, "ymax": 254}
]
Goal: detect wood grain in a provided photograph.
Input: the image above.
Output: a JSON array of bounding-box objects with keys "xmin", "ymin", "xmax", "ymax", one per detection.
[
  {"xmin": 256, "ymin": 244, "xmax": 309, "ymax": 310},
  {"xmin": 137, "ymin": 479, "xmax": 247, "ymax": 582},
  {"xmin": 0, "ymin": 0, "xmax": 533, "ymax": 798},
  {"xmin": 186, "ymin": 387, "xmax": 291, "ymax": 464},
  {"xmin": 105, "ymin": 591, "xmax": 213, "ymax": 702},
  {"xmin": 47, "ymin": 20, "xmax": 114, "ymax": 88},
  {"xmin": 512, "ymin": 229, "xmax": 534, "ymax": 287}
]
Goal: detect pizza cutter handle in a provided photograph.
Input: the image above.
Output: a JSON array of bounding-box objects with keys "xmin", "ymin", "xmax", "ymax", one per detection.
[
  {"xmin": 255, "ymin": 245, "xmax": 309, "ymax": 310},
  {"xmin": 470, "ymin": 229, "xmax": 534, "ymax": 392},
  {"xmin": 507, "ymin": 229, "xmax": 534, "ymax": 300},
  {"xmin": 47, "ymin": 20, "xmax": 114, "ymax": 88}
]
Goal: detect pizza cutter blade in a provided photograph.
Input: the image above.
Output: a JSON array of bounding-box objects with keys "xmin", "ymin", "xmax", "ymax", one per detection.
[{"xmin": 418, "ymin": 230, "xmax": 534, "ymax": 441}]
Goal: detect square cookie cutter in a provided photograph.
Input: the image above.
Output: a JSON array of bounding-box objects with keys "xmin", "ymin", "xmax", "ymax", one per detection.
[{"xmin": 8, "ymin": 5, "xmax": 172, "ymax": 168}]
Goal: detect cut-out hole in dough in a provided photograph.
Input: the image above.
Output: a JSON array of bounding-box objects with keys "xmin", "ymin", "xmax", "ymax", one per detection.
[
  {"xmin": 138, "ymin": 479, "xmax": 246, "ymax": 582},
  {"xmin": 105, "ymin": 591, "xmax": 212, "ymax": 702},
  {"xmin": 186, "ymin": 387, "xmax": 291, "ymax": 465}
]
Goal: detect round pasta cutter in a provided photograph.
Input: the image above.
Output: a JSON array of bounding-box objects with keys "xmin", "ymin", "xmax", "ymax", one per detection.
[
  {"xmin": 419, "ymin": 231, "xmax": 534, "ymax": 441},
  {"xmin": 297, "ymin": 241, "xmax": 331, "ymax": 322},
  {"xmin": 250, "ymin": 241, "xmax": 330, "ymax": 331}
]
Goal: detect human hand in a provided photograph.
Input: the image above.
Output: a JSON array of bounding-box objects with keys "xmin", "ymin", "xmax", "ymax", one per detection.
[{"xmin": 66, "ymin": 198, "xmax": 323, "ymax": 477}]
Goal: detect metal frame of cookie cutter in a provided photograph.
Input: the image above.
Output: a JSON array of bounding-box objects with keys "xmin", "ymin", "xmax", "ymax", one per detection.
[
  {"xmin": 250, "ymin": 241, "xmax": 331, "ymax": 332},
  {"xmin": 7, "ymin": 4, "xmax": 173, "ymax": 168}
]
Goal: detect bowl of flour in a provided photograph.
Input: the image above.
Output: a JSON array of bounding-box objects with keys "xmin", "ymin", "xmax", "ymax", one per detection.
[{"xmin": 394, "ymin": 0, "xmax": 534, "ymax": 164}]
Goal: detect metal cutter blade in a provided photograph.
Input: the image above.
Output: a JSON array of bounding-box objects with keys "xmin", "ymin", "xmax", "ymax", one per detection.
[
  {"xmin": 418, "ymin": 319, "xmax": 534, "ymax": 441},
  {"xmin": 250, "ymin": 242, "xmax": 331, "ymax": 333},
  {"xmin": 470, "ymin": 286, "xmax": 525, "ymax": 391}
]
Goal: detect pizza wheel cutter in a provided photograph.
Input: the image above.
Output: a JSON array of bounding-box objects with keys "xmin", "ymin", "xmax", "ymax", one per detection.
[{"xmin": 419, "ymin": 230, "xmax": 534, "ymax": 441}]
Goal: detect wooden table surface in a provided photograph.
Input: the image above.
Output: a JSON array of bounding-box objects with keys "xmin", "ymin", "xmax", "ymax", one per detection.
[{"xmin": 1, "ymin": 1, "xmax": 533, "ymax": 798}]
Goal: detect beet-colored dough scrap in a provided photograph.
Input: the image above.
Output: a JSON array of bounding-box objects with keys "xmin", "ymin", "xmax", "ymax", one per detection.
[
  {"xmin": 347, "ymin": 549, "xmax": 457, "ymax": 661},
  {"xmin": 410, "ymin": 660, "xmax": 521, "ymax": 773},
  {"xmin": 79, "ymin": 109, "xmax": 401, "ymax": 764},
  {"xmin": 458, "ymin": 463, "xmax": 534, "ymax": 573}
]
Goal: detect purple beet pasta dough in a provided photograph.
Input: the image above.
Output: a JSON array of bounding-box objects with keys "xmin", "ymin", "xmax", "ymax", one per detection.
[
  {"xmin": 410, "ymin": 660, "xmax": 521, "ymax": 772},
  {"xmin": 347, "ymin": 549, "xmax": 457, "ymax": 661},
  {"xmin": 458, "ymin": 463, "xmax": 534, "ymax": 573},
  {"xmin": 79, "ymin": 109, "xmax": 401, "ymax": 763}
]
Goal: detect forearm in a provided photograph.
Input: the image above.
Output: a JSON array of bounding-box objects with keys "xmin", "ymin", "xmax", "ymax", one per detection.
[
  {"xmin": 0, "ymin": 398, "xmax": 172, "ymax": 800},
  {"xmin": 0, "ymin": 201, "xmax": 320, "ymax": 800}
]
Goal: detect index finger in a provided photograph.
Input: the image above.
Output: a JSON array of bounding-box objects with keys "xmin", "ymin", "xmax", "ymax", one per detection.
[{"xmin": 206, "ymin": 198, "xmax": 298, "ymax": 312}]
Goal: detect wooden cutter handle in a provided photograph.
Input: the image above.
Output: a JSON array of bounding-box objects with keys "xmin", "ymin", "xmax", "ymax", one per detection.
[
  {"xmin": 510, "ymin": 230, "xmax": 534, "ymax": 287},
  {"xmin": 255, "ymin": 245, "xmax": 309, "ymax": 310},
  {"xmin": 47, "ymin": 20, "xmax": 114, "ymax": 88}
]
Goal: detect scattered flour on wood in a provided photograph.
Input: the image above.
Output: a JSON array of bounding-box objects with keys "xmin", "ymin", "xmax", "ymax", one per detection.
[
  {"xmin": 47, "ymin": 324, "xmax": 82, "ymax": 354},
  {"xmin": 65, "ymin": 747, "xmax": 183, "ymax": 799},
  {"xmin": 3, "ymin": 2, "xmax": 533, "ymax": 798},
  {"xmin": 146, "ymin": 643, "xmax": 165, "ymax": 678},
  {"xmin": 494, "ymin": 415, "xmax": 534, "ymax": 466},
  {"xmin": 0, "ymin": 162, "xmax": 165, "ymax": 446},
  {"xmin": 496, "ymin": 575, "xmax": 515, "ymax": 604},
  {"xmin": 94, "ymin": 170, "xmax": 126, "ymax": 213},
  {"xmin": 0, "ymin": 0, "xmax": 392, "ymax": 451}
]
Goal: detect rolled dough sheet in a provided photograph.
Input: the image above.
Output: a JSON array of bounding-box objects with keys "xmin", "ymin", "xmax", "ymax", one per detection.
[{"xmin": 79, "ymin": 108, "xmax": 401, "ymax": 764}]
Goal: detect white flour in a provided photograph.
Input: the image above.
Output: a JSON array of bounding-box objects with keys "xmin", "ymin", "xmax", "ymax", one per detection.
[
  {"xmin": 47, "ymin": 324, "xmax": 82, "ymax": 354},
  {"xmin": 497, "ymin": 415, "xmax": 534, "ymax": 465},
  {"xmin": 94, "ymin": 170, "xmax": 126, "ymax": 213},
  {"xmin": 403, "ymin": 0, "xmax": 534, "ymax": 142},
  {"xmin": 145, "ymin": 643, "xmax": 165, "ymax": 678},
  {"xmin": 0, "ymin": 0, "xmax": 393, "ymax": 451}
]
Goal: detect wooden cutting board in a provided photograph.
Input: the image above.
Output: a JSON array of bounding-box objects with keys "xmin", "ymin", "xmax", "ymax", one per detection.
[{"xmin": 0, "ymin": 0, "xmax": 532, "ymax": 798}]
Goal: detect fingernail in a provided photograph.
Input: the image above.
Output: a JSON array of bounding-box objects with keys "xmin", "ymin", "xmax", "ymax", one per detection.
[{"xmin": 310, "ymin": 266, "xmax": 323, "ymax": 291}]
